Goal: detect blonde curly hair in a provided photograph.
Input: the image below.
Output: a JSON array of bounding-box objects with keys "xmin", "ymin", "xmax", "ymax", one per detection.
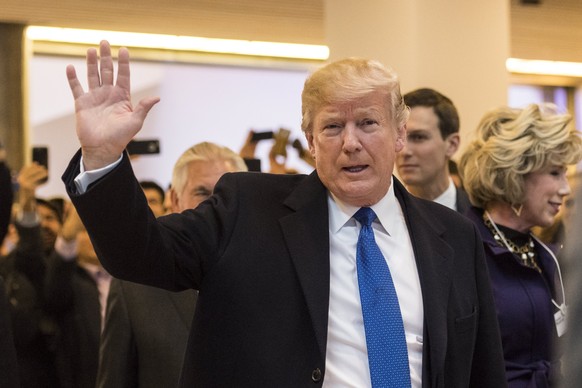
[{"xmin": 459, "ymin": 103, "xmax": 582, "ymax": 208}]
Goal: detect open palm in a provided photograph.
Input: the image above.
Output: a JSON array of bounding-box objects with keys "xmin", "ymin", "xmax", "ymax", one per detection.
[{"xmin": 66, "ymin": 40, "xmax": 159, "ymax": 170}]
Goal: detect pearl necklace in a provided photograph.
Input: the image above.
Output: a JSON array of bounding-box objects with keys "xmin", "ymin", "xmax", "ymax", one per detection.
[{"xmin": 483, "ymin": 211, "xmax": 541, "ymax": 273}]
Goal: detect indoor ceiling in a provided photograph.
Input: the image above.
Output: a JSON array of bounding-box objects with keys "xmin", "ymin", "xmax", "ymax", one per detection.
[
  {"xmin": 2, "ymin": 0, "xmax": 582, "ymax": 63},
  {"xmin": 1, "ymin": 0, "xmax": 325, "ymax": 45}
]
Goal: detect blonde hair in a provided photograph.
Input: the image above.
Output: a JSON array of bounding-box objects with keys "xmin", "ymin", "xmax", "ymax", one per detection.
[
  {"xmin": 300, "ymin": 58, "xmax": 409, "ymax": 134},
  {"xmin": 459, "ymin": 103, "xmax": 582, "ymax": 208},
  {"xmin": 171, "ymin": 142, "xmax": 247, "ymax": 194}
]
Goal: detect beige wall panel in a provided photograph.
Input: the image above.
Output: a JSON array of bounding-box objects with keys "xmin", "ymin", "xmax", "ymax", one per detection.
[{"xmin": 325, "ymin": 0, "xmax": 510, "ymax": 156}]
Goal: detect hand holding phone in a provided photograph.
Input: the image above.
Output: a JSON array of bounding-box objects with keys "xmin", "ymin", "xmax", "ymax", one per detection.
[{"xmin": 271, "ymin": 128, "xmax": 291, "ymax": 158}]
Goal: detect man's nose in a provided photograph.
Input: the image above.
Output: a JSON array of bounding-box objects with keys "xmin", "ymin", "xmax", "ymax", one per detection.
[{"xmin": 342, "ymin": 123, "xmax": 361, "ymax": 152}]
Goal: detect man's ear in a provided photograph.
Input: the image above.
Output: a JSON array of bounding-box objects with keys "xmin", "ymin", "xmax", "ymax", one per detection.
[
  {"xmin": 445, "ymin": 133, "xmax": 460, "ymax": 158},
  {"xmin": 306, "ymin": 132, "xmax": 316, "ymax": 159}
]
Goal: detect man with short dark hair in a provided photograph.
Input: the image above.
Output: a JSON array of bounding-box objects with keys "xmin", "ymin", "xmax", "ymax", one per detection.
[{"xmin": 396, "ymin": 88, "xmax": 470, "ymax": 212}]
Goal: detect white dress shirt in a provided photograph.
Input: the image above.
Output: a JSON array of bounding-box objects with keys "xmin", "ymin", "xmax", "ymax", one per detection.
[
  {"xmin": 323, "ymin": 179, "xmax": 423, "ymax": 388},
  {"xmin": 433, "ymin": 178, "xmax": 457, "ymax": 211}
]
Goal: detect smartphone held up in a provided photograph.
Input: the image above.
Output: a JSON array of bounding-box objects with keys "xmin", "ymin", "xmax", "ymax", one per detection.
[{"xmin": 32, "ymin": 146, "xmax": 49, "ymax": 183}]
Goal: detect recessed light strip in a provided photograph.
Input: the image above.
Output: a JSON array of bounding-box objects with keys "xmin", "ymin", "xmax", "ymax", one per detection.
[
  {"xmin": 26, "ymin": 26, "xmax": 330, "ymax": 61},
  {"xmin": 507, "ymin": 58, "xmax": 582, "ymax": 77}
]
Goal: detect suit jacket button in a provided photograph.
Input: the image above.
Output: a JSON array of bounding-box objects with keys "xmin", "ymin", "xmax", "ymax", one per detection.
[{"xmin": 311, "ymin": 368, "xmax": 322, "ymax": 383}]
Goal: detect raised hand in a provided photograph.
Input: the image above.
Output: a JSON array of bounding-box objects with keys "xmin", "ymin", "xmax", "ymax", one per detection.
[
  {"xmin": 59, "ymin": 205, "xmax": 85, "ymax": 242},
  {"xmin": 17, "ymin": 163, "xmax": 48, "ymax": 212},
  {"xmin": 66, "ymin": 40, "xmax": 160, "ymax": 170}
]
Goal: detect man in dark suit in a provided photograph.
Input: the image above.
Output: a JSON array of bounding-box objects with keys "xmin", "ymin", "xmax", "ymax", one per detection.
[
  {"xmin": 97, "ymin": 142, "xmax": 247, "ymax": 388},
  {"xmin": 45, "ymin": 208, "xmax": 110, "ymax": 388},
  {"xmin": 395, "ymin": 88, "xmax": 471, "ymax": 213},
  {"xmin": 62, "ymin": 40, "xmax": 506, "ymax": 387}
]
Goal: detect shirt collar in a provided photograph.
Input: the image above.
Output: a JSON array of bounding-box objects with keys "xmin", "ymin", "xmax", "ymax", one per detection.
[
  {"xmin": 328, "ymin": 177, "xmax": 399, "ymax": 235},
  {"xmin": 433, "ymin": 178, "xmax": 457, "ymax": 211}
]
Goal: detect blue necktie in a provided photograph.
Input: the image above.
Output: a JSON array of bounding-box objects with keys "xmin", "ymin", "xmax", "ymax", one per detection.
[{"xmin": 354, "ymin": 207, "xmax": 411, "ymax": 388}]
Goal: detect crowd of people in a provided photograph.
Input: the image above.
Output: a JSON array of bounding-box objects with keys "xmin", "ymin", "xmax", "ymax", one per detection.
[{"xmin": 1, "ymin": 40, "xmax": 581, "ymax": 387}]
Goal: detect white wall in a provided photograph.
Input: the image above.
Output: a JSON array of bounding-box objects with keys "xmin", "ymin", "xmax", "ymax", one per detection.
[{"xmin": 29, "ymin": 55, "xmax": 314, "ymax": 198}]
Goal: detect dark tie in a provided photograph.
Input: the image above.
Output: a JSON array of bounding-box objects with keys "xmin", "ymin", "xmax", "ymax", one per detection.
[{"xmin": 354, "ymin": 207, "xmax": 411, "ymax": 388}]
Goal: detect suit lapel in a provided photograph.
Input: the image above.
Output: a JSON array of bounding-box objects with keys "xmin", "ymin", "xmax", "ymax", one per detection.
[
  {"xmin": 279, "ymin": 171, "xmax": 330, "ymax": 358},
  {"xmin": 394, "ymin": 179, "xmax": 453, "ymax": 385},
  {"xmin": 278, "ymin": 174, "xmax": 456, "ymax": 375}
]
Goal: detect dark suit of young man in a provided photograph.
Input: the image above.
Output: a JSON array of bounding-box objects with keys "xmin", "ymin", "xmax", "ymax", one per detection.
[
  {"xmin": 45, "ymin": 255, "xmax": 103, "ymax": 388},
  {"xmin": 63, "ymin": 153, "xmax": 505, "ymax": 387},
  {"xmin": 96, "ymin": 279, "xmax": 196, "ymax": 388}
]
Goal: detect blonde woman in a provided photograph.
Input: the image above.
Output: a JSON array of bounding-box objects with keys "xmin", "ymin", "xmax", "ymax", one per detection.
[{"xmin": 459, "ymin": 103, "xmax": 582, "ymax": 387}]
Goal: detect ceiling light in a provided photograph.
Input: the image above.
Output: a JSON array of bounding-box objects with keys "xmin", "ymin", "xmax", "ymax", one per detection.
[
  {"xmin": 26, "ymin": 26, "xmax": 330, "ymax": 61},
  {"xmin": 507, "ymin": 58, "xmax": 582, "ymax": 77}
]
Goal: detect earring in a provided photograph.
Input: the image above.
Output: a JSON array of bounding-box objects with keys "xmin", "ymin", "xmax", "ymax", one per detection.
[{"xmin": 511, "ymin": 204, "xmax": 523, "ymax": 217}]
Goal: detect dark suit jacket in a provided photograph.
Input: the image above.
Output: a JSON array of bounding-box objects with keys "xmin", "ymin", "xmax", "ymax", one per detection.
[
  {"xmin": 63, "ymin": 152, "xmax": 506, "ymax": 388},
  {"xmin": 96, "ymin": 278, "xmax": 197, "ymax": 388},
  {"xmin": 456, "ymin": 186, "xmax": 472, "ymax": 214},
  {"xmin": 45, "ymin": 257, "xmax": 102, "ymax": 388}
]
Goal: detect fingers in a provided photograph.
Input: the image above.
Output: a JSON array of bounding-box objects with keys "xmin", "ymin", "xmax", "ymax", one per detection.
[
  {"xmin": 87, "ymin": 47, "xmax": 100, "ymax": 90},
  {"xmin": 67, "ymin": 41, "xmax": 125, "ymax": 99},
  {"xmin": 66, "ymin": 65, "xmax": 85, "ymax": 100},
  {"xmin": 18, "ymin": 163, "xmax": 47, "ymax": 189},
  {"xmin": 99, "ymin": 40, "xmax": 115, "ymax": 86},
  {"xmin": 134, "ymin": 97, "xmax": 161, "ymax": 121},
  {"xmin": 116, "ymin": 47, "xmax": 131, "ymax": 92}
]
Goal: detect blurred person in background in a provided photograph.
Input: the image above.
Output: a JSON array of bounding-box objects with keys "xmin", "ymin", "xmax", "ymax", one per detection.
[
  {"xmin": 0, "ymin": 162, "xmax": 61, "ymax": 388},
  {"xmin": 0, "ymin": 143, "xmax": 20, "ymax": 387},
  {"xmin": 395, "ymin": 88, "xmax": 470, "ymax": 212},
  {"xmin": 45, "ymin": 205, "xmax": 110, "ymax": 388},
  {"xmin": 139, "ymin": 180, "xmax": 166, "ymax": 217},
  {"xmin": 459, "ymin": 103, "xmax": 582, "ymax": 387}
]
